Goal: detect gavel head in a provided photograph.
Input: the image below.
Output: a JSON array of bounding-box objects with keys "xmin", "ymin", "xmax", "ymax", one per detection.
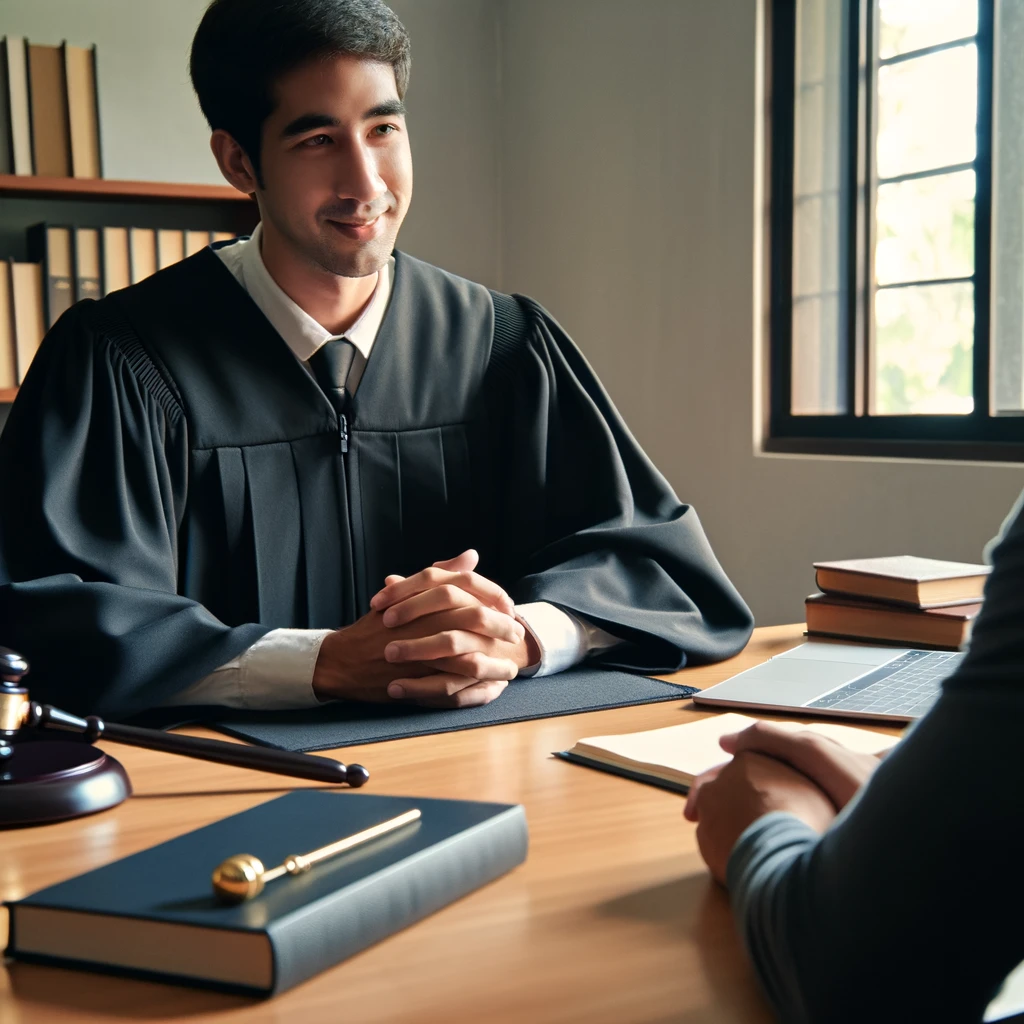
[
  {"xmin": 0, "ymin": 648, "xmax": 30, "ymax": 760},
  {"xmin": 212, "ymin": 853, "xmax": 266, "ymax": 904}
]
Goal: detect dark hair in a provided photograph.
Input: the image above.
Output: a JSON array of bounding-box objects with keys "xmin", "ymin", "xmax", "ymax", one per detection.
[{"xmin": 190, "ymin": 0, "xmax": 411, "ymax": 180}]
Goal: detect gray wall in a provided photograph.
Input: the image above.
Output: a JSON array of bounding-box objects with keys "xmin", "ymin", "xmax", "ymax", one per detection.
[
  {"xmin": 499, "ymin": 0, "xmax": 1024, "ymax": 626},
  {"xmin": 4, "ymin": 0, "xmax": 1021, "ymax": 623}
]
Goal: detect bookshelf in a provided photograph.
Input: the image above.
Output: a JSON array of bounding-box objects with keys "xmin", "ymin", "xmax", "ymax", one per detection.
[
  {"xmin": 1, "ymin": 174, "xmax": 260, "ymax": 406},
  {"xmin": 0, "ymin": 174, "xmax": 251, "ymax": 203}
]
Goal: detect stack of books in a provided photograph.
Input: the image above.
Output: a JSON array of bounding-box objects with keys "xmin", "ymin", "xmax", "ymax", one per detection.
[
  {"xmin": 0, "ymin": 225, "xmax": 237, "ymax": 390},
  {"xmin": 1, "ymin": 36, "xmax": 102, "ymax": 178},
  {"xmin": 804, "ymin": 555, "xmax": 991, "ymax": 650}
]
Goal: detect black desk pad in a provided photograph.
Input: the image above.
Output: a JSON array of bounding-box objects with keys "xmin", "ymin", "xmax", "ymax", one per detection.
[{"xmin": 212, "ymin": 667, "xmax": 698, "ymax": 753}]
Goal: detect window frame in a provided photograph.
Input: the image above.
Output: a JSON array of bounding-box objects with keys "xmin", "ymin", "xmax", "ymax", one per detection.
[{"xmin": 764, "ymin": 0, "xmax": 1024, "ymax": 461}]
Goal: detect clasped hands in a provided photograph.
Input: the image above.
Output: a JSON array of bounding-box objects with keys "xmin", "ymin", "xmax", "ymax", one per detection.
[
  {"xmin": 312, "ymin": 549, "xmax": 540, "ymax": 708},
  {"xmin": 683, "ymin": 721, "xmax": 886, "ymax": 884}
]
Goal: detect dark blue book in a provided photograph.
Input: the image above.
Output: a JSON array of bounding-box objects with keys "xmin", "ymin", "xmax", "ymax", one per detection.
[{"xmin": 5, "ymin": 791, "xmax": 527, "ymax": 996}]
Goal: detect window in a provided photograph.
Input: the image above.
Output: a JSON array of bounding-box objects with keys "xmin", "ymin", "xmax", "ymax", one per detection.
[{"xmin": 767, "ymin": 0, "xmax": 1024, "ymax": 459}]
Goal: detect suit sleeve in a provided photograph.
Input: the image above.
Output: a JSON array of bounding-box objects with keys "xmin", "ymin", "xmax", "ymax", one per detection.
[
  {"xmin": 725, "ymin": 487, "xmax": 1024, "ymax": 1024},
  {"xmin": 493, "ymin": 299, "xmax": 754, "ymax": 672},
  {"xmin": 0, "ymin": 302, "xmax": 268, "ymax": 717}
]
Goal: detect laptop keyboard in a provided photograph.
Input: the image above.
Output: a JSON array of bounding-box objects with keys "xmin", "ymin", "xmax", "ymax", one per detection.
[{"xmin": 807, "ymin": 650, "xmax": 965, "ymax": 719}]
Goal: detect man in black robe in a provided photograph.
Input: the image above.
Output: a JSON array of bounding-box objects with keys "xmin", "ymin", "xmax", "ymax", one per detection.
[{"xmin": 0, "ymin": 0, "xmax": 753, "ymax": 717}]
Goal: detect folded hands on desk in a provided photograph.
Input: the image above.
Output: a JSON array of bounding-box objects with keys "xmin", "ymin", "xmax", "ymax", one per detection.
[
  {"xmin": 684, "ymin": 721, "xmax": 885, "ymax": 883},
  {"xmin": 312, "ymin": 549, "xmax": 536, "ymax": 709}
]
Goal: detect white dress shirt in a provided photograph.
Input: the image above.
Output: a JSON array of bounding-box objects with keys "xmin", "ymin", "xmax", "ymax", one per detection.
[{"xmin": 164, "ymin": 228, "xmax": 620, "ymax": 708}]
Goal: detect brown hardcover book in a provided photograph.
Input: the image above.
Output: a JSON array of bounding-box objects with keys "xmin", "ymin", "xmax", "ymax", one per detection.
[
  {"xmin": 156, "ymin": 229, "xmax": 185, "ymax": 270},
  {"xmin": 27, "ymin": 224, "xmax": 74, "ymax": 326},
  {"xmin": 27, "ymin": 43, "xmax": 71, "ymax": 177},
  {"xmin": 129, "ymin": 227, "xmax": 157, "ymax": 284},
  {"xmin": 0, "ymin": 262, "xmax": 17, "ymax": 388},
  {"xmin": 102, "ymin": 227, "xmax": 130, "ymax": 295},
  {"xmin": 3, "ymin": 36, "xmax": 33, "ymax": 175},
  {"xmin": 63, "ymin": 43, "xmax": 101, "ymax": 179},
  {"xmin": 813, "ymin": 555, "xmax": 991, "ymax": 608},
  {"xmin": 805, "ymin": 592, "xmax": 980, "ymax": 650},
  {"xmin": 10, "ymin": 261, "xmax": 45, "ymax": 383},
  {"xmin": 184, "ymin": 230, "xmax": 211, "ymax": 257},
  {"xmin": 74, "ymin": 227, "xmax": 101, "ymax": 302}
]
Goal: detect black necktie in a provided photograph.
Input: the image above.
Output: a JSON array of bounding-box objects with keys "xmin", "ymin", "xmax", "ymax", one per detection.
[{"xmin": 308, "ymin": 338, "xmax": 366, "ymax": 452}]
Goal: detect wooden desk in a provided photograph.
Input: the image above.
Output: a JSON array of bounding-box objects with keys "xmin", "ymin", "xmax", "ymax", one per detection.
[{"xmin": 0, "ymin": 625, "xmax": 853, "ymax": 1024}]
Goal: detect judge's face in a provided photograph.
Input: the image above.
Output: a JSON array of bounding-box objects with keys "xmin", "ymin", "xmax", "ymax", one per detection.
[{"xmin": 256, "ymin": 55, "xmax": 413, "ymax": 279}]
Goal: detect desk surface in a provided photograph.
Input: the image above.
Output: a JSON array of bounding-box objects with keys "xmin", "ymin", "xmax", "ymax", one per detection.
[{"xmin": 0, "ymin": 624, "xmax": 893, "ymax": 1024}]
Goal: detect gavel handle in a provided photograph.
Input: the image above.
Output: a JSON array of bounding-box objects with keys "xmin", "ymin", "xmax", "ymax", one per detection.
[{"xmin": 29, "ymin": 704, "xmax": 368, "ymax": 786}]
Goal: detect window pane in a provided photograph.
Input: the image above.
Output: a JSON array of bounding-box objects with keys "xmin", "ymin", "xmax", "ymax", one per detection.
[
  {"xmin": 876, "ymin": 45, "xmax": 977, "ymax": 180},
  {"xmin": 992, "ymin": 0, "xmax": 1024, "ymax": 413},
  {"xmin": 793, "ymin": 294, "xmax": 845, "ymax": 415},
  {"xmin": 878, "ymin": 0, "xmax": 978, "ymax": 60},
  {"xmin": 875, "ymin": 170, "xmax": 975, "ymax": 286},
  {"xmin": 791, "ymin": 0, "xmax": 848, "ymax": 414},
  {"xmin": 874, "ymin": 282, "xmax": 974, "ymax": 414}
]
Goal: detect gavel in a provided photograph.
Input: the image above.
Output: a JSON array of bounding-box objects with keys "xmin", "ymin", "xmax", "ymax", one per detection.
[{"xmin": 0, "ymin": 646, "xmax": 369, "ymax": 786}]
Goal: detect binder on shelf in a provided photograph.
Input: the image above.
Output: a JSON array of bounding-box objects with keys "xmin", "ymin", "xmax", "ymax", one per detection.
[
  {"xmin": 0, "ymin": 41, "xmax": 11, "ymax": 174},
  {"xmin": 74, "ymin": 227, "xmax": 101, "ymax": 302},
  {"xmin": 27, "ymin": 223, "xmax": 74, "ymax": 327},
  {"xmin": 128, "ymin": 227, "xmax": 157, "ymax": 284},
  {"xmin": 9, "ymin": 261, "xmax": 45, "ymax": 383},
  {"xmin": 27, "ymin": 43, "xmax": 72, "ymax": 177},
  {"xmin": 0, "ymin": 261, "xmax": 17, "ymax": 388},
  {"xmin": 156, "ymin": 228, "xmax": 185, "ymax": 270},
  {"xmin": 2, "ymin": 36, "xmax": 33, "ymax": 175},
  {"xmin": 63, "ymin": 42, "xmax": 101, "ymax": 180},
  {"xmin": 101, "ymin": 226, "xmax": 130, "ymax": 295},
  {"xmin": 184, "ymin": 229, "xmax": 211, "ymax": 257}
]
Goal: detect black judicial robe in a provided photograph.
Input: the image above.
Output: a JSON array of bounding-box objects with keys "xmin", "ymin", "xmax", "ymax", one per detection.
[{"xmin": 0, "ymin": 248, "xmax": 753, "ymax": 716}]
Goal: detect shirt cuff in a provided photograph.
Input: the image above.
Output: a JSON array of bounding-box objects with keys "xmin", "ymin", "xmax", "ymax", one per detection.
[
  {"xmin": 514, "ymin": 601, "xmax": 623, "ymax": 677},
  {"xmin": 161, "ymin": 628, "xmax": 332, "ymax": 709}
]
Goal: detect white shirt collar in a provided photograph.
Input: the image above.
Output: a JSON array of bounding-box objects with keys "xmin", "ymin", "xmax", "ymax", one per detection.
[{"xmin": 214, "ymin": 222, "xmax": 393, "ymax": 364}]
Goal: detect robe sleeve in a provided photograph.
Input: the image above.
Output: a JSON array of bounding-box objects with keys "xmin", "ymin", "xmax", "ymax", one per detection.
[
  {"xmin": 0, "ymin": 302, "xmax": 269, "ymax": 717},
  {"xmin": 493, "ymin": 298, "xmax": 754, "ymax": 672}
]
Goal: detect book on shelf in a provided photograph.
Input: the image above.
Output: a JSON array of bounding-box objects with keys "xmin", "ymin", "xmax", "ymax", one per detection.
[
  {"xmin": 2, "ymin": 36, "xmax": 32, "ymax": 175},
  {"xmin": 0, "ymin": 39, "xmax": 12, "ymax": 174},
  {"xmin": 128, "ymin": 227, "xmax": 157, "ymax": 284},
  {"xmin": 157, "ymin": 228, "xmax": 185, "ymax": 270},
  {"xmin": 0, "ymin": 223, "xmax": 229, "ymax": 395},
  {"xmin": 0, "ymin": 262, "xmax": 16, "ymax": 388},
  {"xmin": 185, "ymin": 228, "xmax": 213, "ymax": 256},
  {"xmin": 557, "ymin": 712, "xmax": 900, "ymax": 794},
  {"xmin": 27, "ymin": 224, "xmax": 74, "ymax": 327},
  {"xmin": 5, "ymin": 791, "xmax": 529, "ymax": 996},
  {"xmin": 27, "ymin": 43, "xmax": 71, "ymax": 177},
  {"xmin": 805, "ymin": 592, "xmax": 978, "ymax": 650},
  {"xmin": 813, "ymin": 555, "xmax": 991, "ymax": 608},
  {"xmin": 9, "ymin": 261, "xmax": 44, "ymax": 383},
  {"xmin": 1, "ymin": 36, "xmax": 101, "ymax": 180},
  {"xmin": 63, "ymin": 42, "xmax": 101, "ymax": 179},
  {"xmin": 211, "ymin": 230, "xmax": 236, "ymax": 243},
  {"xmin": 74, "ymin": 227, "xmax": 101, "ymax": 301},
  {"xmin": 101, "ymin": 226, "xmax": 130, "ymax": 294}
]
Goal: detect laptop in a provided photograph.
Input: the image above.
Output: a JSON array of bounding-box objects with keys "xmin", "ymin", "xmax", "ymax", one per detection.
[{"xmin": 692, "ymin": 642, "xmax": 965, "ymax": 723}]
